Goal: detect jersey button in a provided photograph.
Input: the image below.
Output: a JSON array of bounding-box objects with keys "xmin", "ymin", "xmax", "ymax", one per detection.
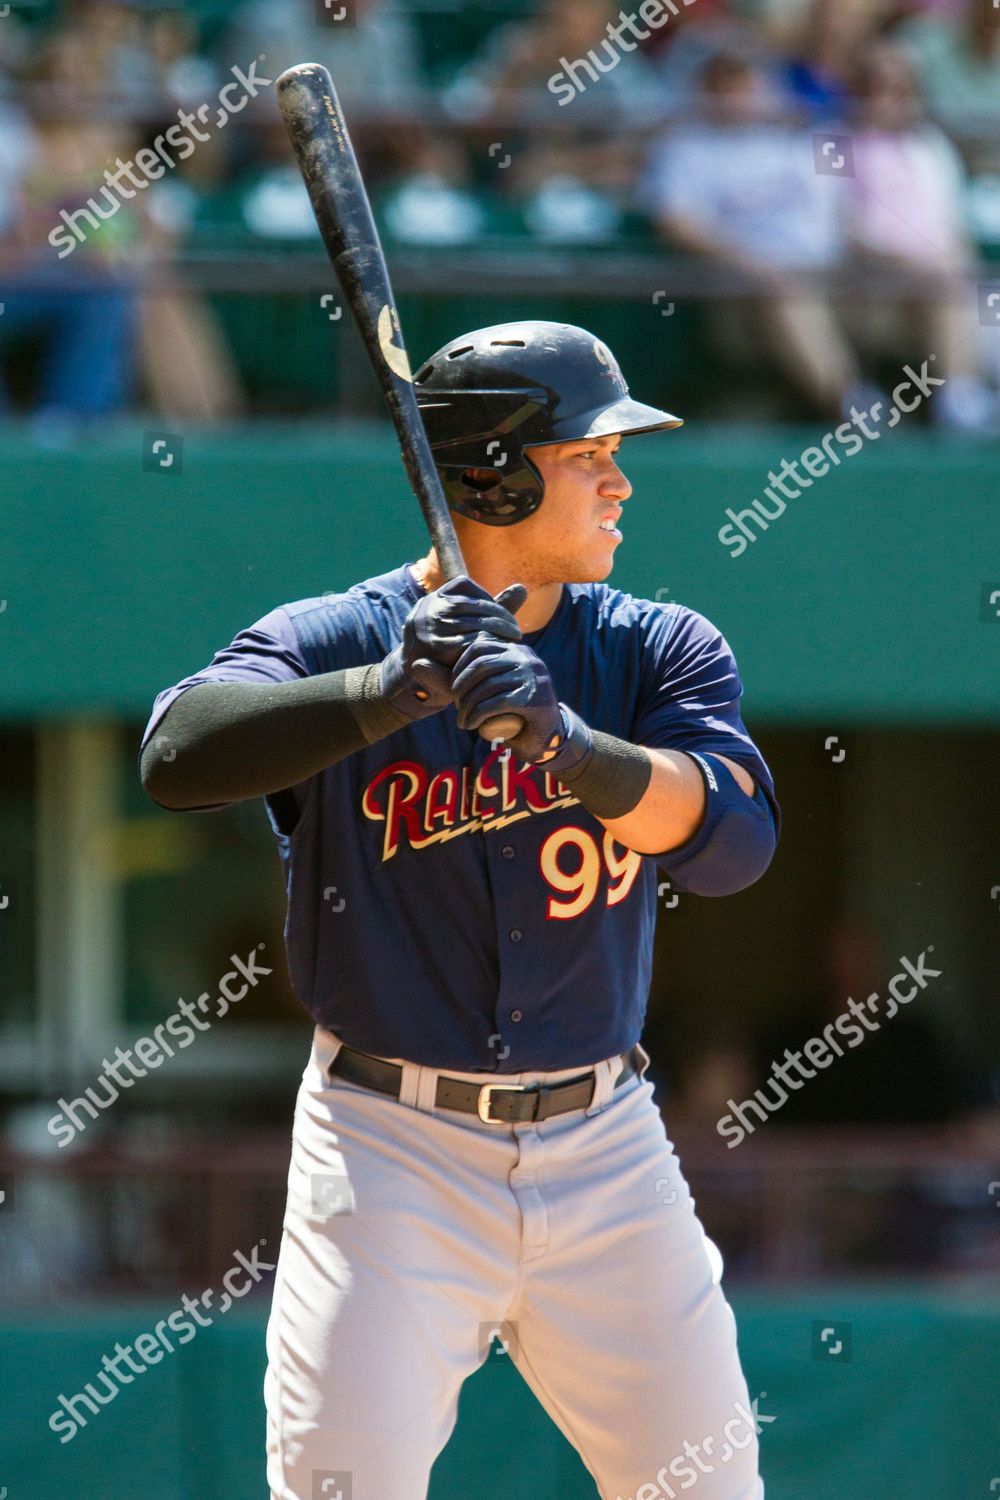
[
  {"xmin": 511, "ymin": 1009, "xmax": 523, "ymax": 1023},
  {"xmin": 501, "ymin": 845, "xmax": 515, "ymax": 859},
  {"xmin": 509, "ymin": 928, "xmax": 522, "ymax": 943}
]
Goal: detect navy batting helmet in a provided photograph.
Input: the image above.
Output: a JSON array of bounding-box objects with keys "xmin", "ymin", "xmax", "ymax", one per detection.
[{"xmin": 414, "ymin": 321, "xmax": 683, "ymax": 527}]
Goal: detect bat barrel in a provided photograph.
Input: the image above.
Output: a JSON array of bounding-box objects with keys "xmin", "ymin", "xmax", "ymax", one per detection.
[
  {"xmin": 276, "ymin": 63, "xmax": 465, "ymax": 580},
  {"xmin": 277, "ymin": 63, "xmax": 521, "ymax": 742}
]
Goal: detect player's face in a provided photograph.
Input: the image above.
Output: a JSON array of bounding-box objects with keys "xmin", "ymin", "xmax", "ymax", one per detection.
[{"xmin": 513, "ymin": 435, "xmax": 633, "ymax": 585}]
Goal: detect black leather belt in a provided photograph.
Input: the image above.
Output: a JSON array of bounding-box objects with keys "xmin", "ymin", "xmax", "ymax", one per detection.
[{"xmin": 329, "ymin": 1043, "xmax": 644, "ymax": 1123}]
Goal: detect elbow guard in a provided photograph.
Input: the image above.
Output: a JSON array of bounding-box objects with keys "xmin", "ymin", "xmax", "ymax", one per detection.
[{"xmin": 656, "ymin": 752, "xmax": 777, "ymax": 896}]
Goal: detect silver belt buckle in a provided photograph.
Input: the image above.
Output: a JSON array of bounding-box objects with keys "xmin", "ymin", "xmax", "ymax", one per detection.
[{"xmin": 477, "ymin": 1081, "xmax": 529, "ymax": 1123}]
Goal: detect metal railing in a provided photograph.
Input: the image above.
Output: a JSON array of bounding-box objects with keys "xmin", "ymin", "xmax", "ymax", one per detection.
[{"xmin": 1, "ymin": 1126, "xmax": 996, "ymax": 1300}]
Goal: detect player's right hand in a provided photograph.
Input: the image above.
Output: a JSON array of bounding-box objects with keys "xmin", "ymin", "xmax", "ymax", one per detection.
[
  {"xmin": 408, "ymin": 575, "xmax": 526, "ymax": 668},
  {"xmin": 380, "ymin": 574, "xmax": 526, "ymax": 721}
]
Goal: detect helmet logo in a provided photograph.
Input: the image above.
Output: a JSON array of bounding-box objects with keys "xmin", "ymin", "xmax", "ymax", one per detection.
[
  {"xmin": 378, "ymin": 304, "xmax": 413, "ymax": 383},
  {"xmin": 593, "ymin": 338, "xmax": 626, "ymax": 388}
]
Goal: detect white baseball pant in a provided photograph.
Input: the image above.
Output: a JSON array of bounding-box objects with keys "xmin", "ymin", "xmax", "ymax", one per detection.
[{"xmin": 265, "ymin": 1027, "xmax": 765, "ymax": 1500}]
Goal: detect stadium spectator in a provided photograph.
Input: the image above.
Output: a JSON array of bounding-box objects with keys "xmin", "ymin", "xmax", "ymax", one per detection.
[
  {"xmin": 223, "ymin": 0, "xmax": 423, "ymax": 113},
  {"xmin": 901, "ymin": 0, "xmax": 1000, "ymax": 156},
  {"xmin": 137, "ymin": 193, "xmax": 247, "ymax": 425},
  {"xmin": 0, "ymin": 15, "xmax": 243, "ymax": 429},
  {"xmin": 46, "ymin": 1, "xmax": 228, "ymax": 194},
  {"xmin": 146, "ymin": 6, "xmax": 219, "ymax": 115},
  {"xmin": 444, "ymin": 0, "xmax": 661, "ymax": 121},
  {"xmin": 221, "ymin": 0, "xmax": 426, "ymax": 217},
  {"xmin": 778, "ymin": 0, "xmax": 875, "ymax": 119},
  {"xmin": 138, "ymin": 3, "xmax": 247, "ymax": 421},
  {"xmin": 444, "ymin": 0, "xmax": 661, "ymax": 240},
  {"xmin": 642, "ymin": 0, "xmax": 774, "ymax": 115},
  {"xmin": 0, "ymin": 29, "xmax": 141, "ymax": 433},
  {"xmin": 20, "ymin": 0, "xmax": 218, "ymax": 131},
  {"xmin": 47, "ymin": 0, "xmax": 163, "ymax": 113},
  {"xmin": 643, "ymin": 51, "xmax": 861, "ymax": 420},
  {"xmin": 842, "ymin": 41, "xmax": 999, "ymax": 431}
]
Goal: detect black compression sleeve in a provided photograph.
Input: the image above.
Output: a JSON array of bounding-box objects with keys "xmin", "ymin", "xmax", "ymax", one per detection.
[
  {"xmin": 555, "ymin": 730, "xmax": 652, "ymax": 818},
  {"xmin": 139, "ymin": 665, "xmax": 408, "ymax": 811}
]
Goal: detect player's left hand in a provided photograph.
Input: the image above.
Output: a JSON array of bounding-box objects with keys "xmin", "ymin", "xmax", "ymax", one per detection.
[{"xmin": 450, "ymin": 636, "xmax": 565, "ymax": 763}]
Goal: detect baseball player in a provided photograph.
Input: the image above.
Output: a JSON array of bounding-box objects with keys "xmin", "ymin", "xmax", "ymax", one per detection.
[{"xmin": 140, "ymin": 321, "xmax": 780, "ymax": 1500}]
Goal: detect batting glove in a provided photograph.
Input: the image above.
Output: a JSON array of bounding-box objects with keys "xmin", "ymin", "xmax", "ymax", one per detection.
[
  {"xmin": 381, "ymin": 575, "xmax": 527, "ymax": 721},
  {"xmin": 450, "ymin": 636, "xmax": 593, "ymax": 773}
]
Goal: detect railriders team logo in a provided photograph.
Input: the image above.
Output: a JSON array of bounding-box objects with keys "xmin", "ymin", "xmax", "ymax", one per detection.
[{"xmin": 361, "ymin": 747, "xmax": 578, "ymax": 862}]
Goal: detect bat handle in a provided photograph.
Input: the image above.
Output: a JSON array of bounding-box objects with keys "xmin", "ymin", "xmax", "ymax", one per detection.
[
  {"xmin": 436, "ymin": 571, "xmax": 525, "ymax": 744},
  {"xmin": 479, "ymin": 713, "xmax": 524, "ymax": 745}
]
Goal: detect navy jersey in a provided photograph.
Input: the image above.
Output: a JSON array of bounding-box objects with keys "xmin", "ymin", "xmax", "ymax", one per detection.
[{"xmin": 141, "ymin": 563, "xmax": 778, "ymax": 1072}]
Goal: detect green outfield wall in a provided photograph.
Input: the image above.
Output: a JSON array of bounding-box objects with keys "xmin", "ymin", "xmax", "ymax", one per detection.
[
  {"xmin": 2, "ymin": 422, "xmax": 996, "ymax": 721},
  {"xmin": 0, "ymin": 1286, "xmax": 996, "ymax": 1499}
]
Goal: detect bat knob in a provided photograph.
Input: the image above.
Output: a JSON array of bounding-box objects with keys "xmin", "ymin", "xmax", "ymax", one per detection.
[{"xmin": 479, "ymin": 714, "xmax": 524, "ymax": 746}]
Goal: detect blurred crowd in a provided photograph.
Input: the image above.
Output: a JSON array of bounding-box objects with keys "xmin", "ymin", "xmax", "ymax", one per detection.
[{"xmin": 1, "ymin": 0, "xmax": 1000, "ymax": 431}]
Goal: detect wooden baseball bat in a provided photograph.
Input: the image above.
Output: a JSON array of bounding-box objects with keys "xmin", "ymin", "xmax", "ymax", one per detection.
[{"xmin": 275, "ymin": 62, "xmax": 523, "ymax": 744}]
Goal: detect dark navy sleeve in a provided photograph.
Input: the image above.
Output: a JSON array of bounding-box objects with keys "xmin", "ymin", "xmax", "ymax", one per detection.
[
  {"xmin": 140, "ymin": 606, "xmax": 310, "ymax": 756},
  {"xmin": 630, "ymin": 603, "xmax": 780, "ymax": 837}
]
